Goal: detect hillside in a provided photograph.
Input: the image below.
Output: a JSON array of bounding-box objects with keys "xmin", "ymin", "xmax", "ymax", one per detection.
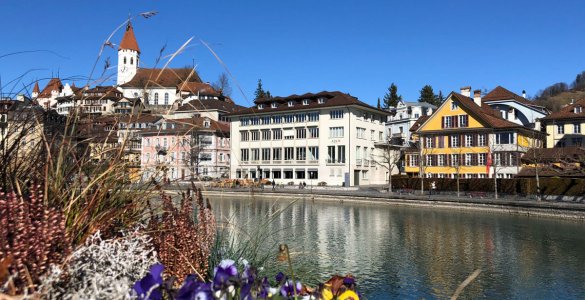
[{"xmin": 534, "ymin": 89, "xmax": 585, "ymax": 112}]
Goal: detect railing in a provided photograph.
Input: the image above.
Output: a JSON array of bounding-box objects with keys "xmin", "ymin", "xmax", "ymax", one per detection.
[{"xmin": 356, "ymin": 159, "xmax": 363, "ymax": 166}]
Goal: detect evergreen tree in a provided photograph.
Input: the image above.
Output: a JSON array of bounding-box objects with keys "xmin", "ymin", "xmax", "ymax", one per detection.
[
  {"xmin": 383, "ymin": 83, "xmax": 402, "ymax": 108},
  {"xmin": 418, "ymin": 85, "xmax": 438, "ymax": 106},
  {"xmin": 377, "ymin": 98, "xmax": 381, "ymax": 109},
  {"xmin": 437, "ymin": 90, "xmax": 444, "ymax": 104},
  {"xmin": 254, "ymin": 79, "xmax": 266, "ymax": 100}
]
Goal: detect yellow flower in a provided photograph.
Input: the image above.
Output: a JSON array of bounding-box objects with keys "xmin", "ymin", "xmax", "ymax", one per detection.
[
  {"xmin": 338, "ymin": 290, "xmax": 360, "ymax": 300},
  {"xmin": 321, "ymin": 285, "xmax": 334, "ymax": 300}
]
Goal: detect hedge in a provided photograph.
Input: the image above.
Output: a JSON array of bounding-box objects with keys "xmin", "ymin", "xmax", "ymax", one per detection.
[{"xmin": 391, "ymin": 177, "xmax": 585, "ymax": 196}]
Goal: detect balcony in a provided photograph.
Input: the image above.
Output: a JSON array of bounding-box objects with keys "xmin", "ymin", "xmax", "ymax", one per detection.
[{"xmin": 356, "ymin": 159, "xmax": 363, "ymax": 166}]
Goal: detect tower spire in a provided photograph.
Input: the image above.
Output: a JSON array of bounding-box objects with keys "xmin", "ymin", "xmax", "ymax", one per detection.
[{"xmin": 119, "ymin": 20, "xmax": 140, "ymax": 53}]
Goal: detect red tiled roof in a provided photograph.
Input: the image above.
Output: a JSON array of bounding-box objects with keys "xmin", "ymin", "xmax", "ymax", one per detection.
[
  {"xmin": 178, "ymin": 82, "xmax": 220, "ymax": 96},
  {"xmin": 119, "ymin": 21, "xmax": 140, "ymax": 53},
  {"xmin": 482, "ymin": 86, "xmax": 535, "ymax": 106},
  {"xmin": 38, "ymin": 78, "xmax": 63, "ymax": 98},
  {"xmin": 120, "ymin": 68, "xmax": 201, "ymax": 88},
  {"xmin": 33, "ymin": 82, "xmax": 40, "ymax": 93},
  {"xmin": 541, "ymin": 98, "xmax": 585, "ymax": 121},
  {"xmin": 164, "ymin": 117, "xmax": 230, "ymax": 134},
  {"xmin": 176, "ymin": 98, "xmax": 245, "ymax": 113},
  {"xmin": 228, "ymin": 91, "xmax": 389, "ymax": 116},
  {"xmin": 410, "ymin": 115, "xmax": 429, "ymax": 132},
  {"xmin": 450, "ymin": 92, "xmax": 521, "ymax": 129}
]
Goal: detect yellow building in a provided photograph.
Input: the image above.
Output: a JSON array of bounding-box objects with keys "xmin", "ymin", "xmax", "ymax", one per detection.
[
  {"xmin": 540, "ymin": 98, "xmax": 585, "ymax": 148},
  {"xmin": 405, "ymin": 88, "xmax": 545, "ymax": 179}
]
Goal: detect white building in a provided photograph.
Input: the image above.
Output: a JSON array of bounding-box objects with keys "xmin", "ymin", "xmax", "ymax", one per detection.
[
  {"xmin": 386, "ymin": 100, "xmax": 436, "ymax": 146},
  {"xmin": 115, "ymin": 21, "xmax": 202, "ymax": 111},
  {"xmin": 480, "ymin": 85, "xmax": 549, "ymax": 130},
  {"xmin": 228, "ymin": 91, "xmax": 390, "ymax": 186}
]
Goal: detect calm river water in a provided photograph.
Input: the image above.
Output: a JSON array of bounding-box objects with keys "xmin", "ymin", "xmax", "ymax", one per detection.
[{"xmin": 208, "ymin": 193, "xmax": 585, "ymax": 299}]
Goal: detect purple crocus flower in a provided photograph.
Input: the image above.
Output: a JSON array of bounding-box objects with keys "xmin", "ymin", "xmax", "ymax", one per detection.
[
  {"xmin": 133, "ymin": 264, "xmax": 164, "ymax": 300},
  {"xmin": 280, "ymin": 279, "xmax": 302, "ymax": 297},
  {"xmin": 343, "ymin": 276, "xmax": 355, "ymax": 286},
  {"xmin": 275, "ymin": 272, "xmax": 285, "ymax": 283},
  {"xmin": 213, "ymin": 259, "xmax": 239, "ymax": 291},
  {"xmin": 258, "ymin": 277, "xmax": 270, "ymax": 299}
]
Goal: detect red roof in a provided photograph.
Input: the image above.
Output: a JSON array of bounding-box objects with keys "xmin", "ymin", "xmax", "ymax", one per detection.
[
  {"xmin": 541, "ymin": 98, "xmax": 585, "ymax": 121},
  {"xmin": 120, "ymin": 68, "xmax": 201, "ymax": 88},
  {"xmin": 450, "ymin": 92, "xmax": 524, "ymax": 129},
  {"xmin": 178, "ymin": 82, "xmax": 220, "ymax": 96},
  {"xmin": 119, "ymin": 21, "xmax": 140, "ymax": 53},
  {"xmin": 482, "ymin": 86, "xmax": 535, "ymax": 106},
  {"xmin": 38, "ymin": 78, "xmax": 63, "ymax": 98},
  {"xmin": 33, "ymin": 81, "xmax": 40, "ymax": 94}
]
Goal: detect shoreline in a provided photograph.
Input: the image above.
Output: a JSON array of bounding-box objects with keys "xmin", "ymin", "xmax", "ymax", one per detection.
[{"xmin": 200, "ymin": 189, "xmax": 585, "ymax": 221}]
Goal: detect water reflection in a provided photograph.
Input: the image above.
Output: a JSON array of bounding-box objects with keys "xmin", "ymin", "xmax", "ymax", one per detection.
[{"xmin": 208, "ymin": 193, "xmax": 585, "ymax": 299}]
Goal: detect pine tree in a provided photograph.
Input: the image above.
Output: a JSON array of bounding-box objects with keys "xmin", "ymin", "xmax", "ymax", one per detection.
[
  {"xmin": 254, "ymin": 79, "xmax": 266, "ymax": 100},
  {"xmin": 437, "ymin": 90, "xmax": 444, "ymax": 104},
  {"xmin": 377, "ymin": 98, "xmax": 381, "ymax": 109},
  {"xmin": 418, "ymin": 85, "xmax": 438, "ymax": 106},
  {"xmin": 383, "ymin": 83, "xmax": 402, "ymax": 108}
]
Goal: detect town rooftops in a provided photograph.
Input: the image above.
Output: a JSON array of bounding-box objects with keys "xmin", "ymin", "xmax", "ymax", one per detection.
[
  {"xmin": 119, "ymin": 21, "xmax": 140, "ymax": 53},
  {"xmin": 178, "ymin": 82, "xmax": 220, "ymax": 96},
  {"xmin": 38, "ymin": 78, "xmax": 63, "ymax": 98},
  {"xmin": 541, "ymin": 98, "xmax": 585, "ymax": 121},
  {"xmin": 120, "ymin": 68, "xmax": 202, "ymax": 88},
  {"xmin": 409, "ymin": 115, "xmax": 430, "ymax": 132},
  {"xmin": 229, "ymin": 91, "xmax": 389, "ymax": 116},
  {"xmin": 176, "ymin": 98, "xmax": 245, "ymax": 113},
  {"xmin": 141, "ymin": 117, "xmax": 230, "ymax": 136},
  {"xmin": 450, "ymin": 92, "xmax": 524, "ymax": 129},
  {"xmin": 33, "ymin": 82, "xmax": 40, "ymax": 94}
]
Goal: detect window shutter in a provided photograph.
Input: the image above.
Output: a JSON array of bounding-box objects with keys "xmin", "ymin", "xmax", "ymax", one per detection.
[
  {"xmin": 454, "ymin": 116, "xmax": 459, "ymax": 128},
  {"xmin": 448, "ymin": 135, "xmax": 452, "ymax": 147},
  {"xmin": 441, "ymin": 116, "xmax": 445, "ymax": 128},
  {"xmin": 439, "ymin": 135, "xmax": 444, "ymax": 148},
  {"xmin": 473, "ymin": 134, "xmax": 478, "ymax": 147}
]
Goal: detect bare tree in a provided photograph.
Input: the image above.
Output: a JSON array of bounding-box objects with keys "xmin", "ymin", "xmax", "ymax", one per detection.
[
  {"xmin": 374, "ymin": 141, "xmax": 403, "ymax": 193},
  {"xmin": 211, "ymin": 72, "xmax": 232, "ymax": 97}
]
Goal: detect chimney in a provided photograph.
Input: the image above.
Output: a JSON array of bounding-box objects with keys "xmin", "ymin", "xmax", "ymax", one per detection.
[
  {"xmin": 460, "ymin": 86, "xmax": 471, "ymax": 97},
  {"xmin": 473, "ymin": 89, "xmax": 482, "ymax": 106},
  {"xmin": 522, "ymin": 90, "xmax": 526, "ymax": 98}
]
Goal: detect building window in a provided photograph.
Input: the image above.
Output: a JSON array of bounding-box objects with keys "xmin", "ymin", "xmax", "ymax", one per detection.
[
  {"xmin": 296, "ymin": 113, "xmax": 306, "ymax": 122},
  {"xmin": 337, "ymin": 145, "xmax": 346, "ymax": 163},
  {"xmin": 240, "ymin": 131, "xmax": 249, "ymax": 141},
  {"xmin": 465, "ymin": 134, "xmax": 473, "ymax": 147},
  {"xmin": 318, "ymin": 97, "xmax": 325, "ymax": 104},
  {"xmin": 465, "ymin": 153, "xmax": 472, "ymax": 166},
  {"xmin": 258, "ymin": 104, "xmax": 264, "ymax": 110},
  {"xmin": 273, "ymin": 129, "xmax": 282, "ymax": 140},
  {"xmin": 437, "ymin": 154, "xmax": 445, "ymax": 166},
  {"xmin": 408, "ymin": 155, "xmax": 419, "ymax": 167},
  {"xmin": 495, "ymin": 132, "xmax": 513, "ymax": 144},
  {"xmin": 356, "ymin": 127, "xmax": 366, "ymax": 139},
  {"xmin": 308, "ymin": 112, "xmax": 319, "ymax": 121},
  {"xmin": 284, "ymin": 115, "xmax": 294, "ymax": 123},
  {"xmin": 296, "ymin": 170, "xmax": 306, "ymax": 179},
  {"xmin": 302, "ymin": 99, "xmax": 309, "ymax": 105},
  {"xmin": 262, "ymin": 116, "xmax": 270, "ymax": 124},
  {"xmin": 296, "ymin": 128, "xmax": 307, "ymax": 139},
  {"xmin": 296, "ymin": 147, "xmax": 306, "ymax": 161},
  {"xmin": 329, "ymin": 127, "xmax": 344, "ymax": 138},
  {"xmin": 451, "ymin": 154, "xmax": 459, "ymax": 166},
  {"xmin": 309, "ymin": 146, "xmax": 319, "ymax": 161},
  {"xmin": 241, "ymin": 149, "xmax": 249, "ymax": 161},
  {"xmin": 288, "ymin": 101, "xmax": 294, "ymax": 107},
  {"xmin": 557, "ymin": 124, "xmax": 565, "ymax": 134},
  {"xmin": 262, "ymin": 130, "xmax": 271, "ymax": 140},
  {"xmin": 284, "ymin": 147, "xmax": 294, "ymax": 161},
  {"xmin": 308, "ymin": 170, "xmax": 318, "ymax": 179},
  {"xmin": 330, "ymin": 110, "xmax": 344, "ymax": 119},
  {"xmin": 251, "ymin": 131, "xmax": 260, "ymax": 141},
  {"xmin": 271, "ymin": 103, "xmax": 277, "ymax": 108},
  {"xmin": 575, "ymin": 106, "xmax": 583, "ymax": 113},
  {"xmin": 478, "ymin": 134, "xmax": 486, "ymax": 146},
  {"xmin": 262, "ymin": 148, "xmax": 270, "ymax": 161},
  {"xmin": 450, "ymin": 135, "xmax": 459, "ymax": 147},
  {"xmin": 451, "ymin": 102, "xmax": 458, "ymax": 110},
  {"xmin": 327, "ymin": 146, "xmax": 336, "ymax": 163},
  {"xmin": 362, "ymin": 170, "xmax": 368, "ymax": 180},
  {"xmin": 308, "ymin": 127, "xmax": 319, "ymax": 138},
  {"xmin": 284, "ymin": 171, "xmax": 293, "ymax": 179},
  {"xmin": 426, "ymin": 136, "xmax": 434, "ymax": 148},
  {"xmin": 251, "ymin": 149, "xmax": 260, "ymax": 161},
  {"xmin": 164, "ymin": 93, "xmax": 169, "ymax": 105},
  {"xmin": 272, "ymin": 148, "xmax": 282, "ymax": 160},
  {"xmin": 479, "ymin": 153, "xmax": 486, "ymax": 165},
  {"xmin": 574, "ymin": 123, "xmax": 581, "ymax": 134}
]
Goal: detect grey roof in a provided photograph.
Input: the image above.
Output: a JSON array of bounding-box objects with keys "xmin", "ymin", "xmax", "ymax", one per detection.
[{"xmin": 401, "ymin": 101, "xmax": 437, "ymax": 108}]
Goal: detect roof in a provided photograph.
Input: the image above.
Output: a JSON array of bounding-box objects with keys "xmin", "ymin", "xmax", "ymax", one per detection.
[
  {"xmin": 38, "ymin": 78, "xmax": 63, "ymax": 98},
  {"xmin": 33, "ymin": 82, "xmax": 40, "ymax": 94},
  {"xmin": 119, "ymin": 21, "xmax": 140, "ymax": 53},
  {"xmin": 229, "ymin": 91, "xmax": 389, "ymax": 116},
  {"xmin": 176, "ymin": 98, "xmax": 245, "ymax": 113},
  {"xmin": 522, "ymin": 146, "xmax": 585, "ymax": 163},
  {"xmin": 120, "ymin": 68, "xmax": 201, "ymax": 88},
  {"xmin": 178, "ymin": 82, "xmax": 220, "ymax": 96},
  {"xmin": 401, "ymin": 101, "xmax": 437, "ymax": 108},
  {"xmin": 482, "ymin": 86, "xmax": 544, "ymax": 110},
  {"xmin": 541, "ymin": 98, "xmax": 585, "ymax": 121},
  {"xmin": 410, "ymin": 115, "xmax": 429, "ymax": 132},
  {"xmin": 450, "ymin": 92, "xmax": 523, "ymax": 129},
  {"xmin": 145, "ymin": 117, "xmax": 230, "ymax": 135}
]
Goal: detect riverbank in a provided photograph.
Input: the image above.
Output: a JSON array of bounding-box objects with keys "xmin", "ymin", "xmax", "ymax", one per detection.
[{"xmin": 197, "ymin": 188, "xmax": 585, "ymax": 221}]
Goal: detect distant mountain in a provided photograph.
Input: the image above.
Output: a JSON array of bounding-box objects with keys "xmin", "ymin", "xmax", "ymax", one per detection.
[{"xmin": 533, "ymin": 70, "xmax": 585, "ymax": 112}]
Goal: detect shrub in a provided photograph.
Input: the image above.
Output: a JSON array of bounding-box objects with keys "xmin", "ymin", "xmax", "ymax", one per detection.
[
  {"xmin": 0, "ymin": 183, "xmax": 71, "ymax": 294},
  {"xmin": 318, "ymin": 181, "xmax": 327, "ymax": 186}
]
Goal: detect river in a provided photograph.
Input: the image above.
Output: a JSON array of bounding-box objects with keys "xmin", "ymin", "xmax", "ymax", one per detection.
[{"xmin": 207, "ymin": 192, "xmax": 585, "ymax": 299}]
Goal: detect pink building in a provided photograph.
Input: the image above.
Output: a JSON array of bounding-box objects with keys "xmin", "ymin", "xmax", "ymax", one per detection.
[{"xmin": 140, "ymin": 117, "xmax": 230, "ymax": 181}]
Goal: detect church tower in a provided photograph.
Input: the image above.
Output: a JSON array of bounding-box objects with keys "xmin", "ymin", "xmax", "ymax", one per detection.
[{"xmin": 117, "ymin": 21, "xmax": 140, "ymax": 85}]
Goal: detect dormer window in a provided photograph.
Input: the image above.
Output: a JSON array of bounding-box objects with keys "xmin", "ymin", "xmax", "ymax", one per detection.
[
  {"xmin": 271, "ymin": 102, "xmax": 277, "ymax": 108},
  {"xmin": 302, "ymin": 99, "xmax": 309, "ymax": 105},
  {"xmin": 204, "ymin": 119, "xmax": 211, "ymax": 128},
  {"xmin": 258, "ymin": 104, "xmax": 264, "ymax": 110},
  {"xmin": 288, "ymin": 101, "xmax": 294, "ymax": 107},
  {"xmin": 575, "ymin": 106, "xmax": 582, "ymax": 113},
  {"xmin": 318, "ymin": 97, "xmax": 325, "ymax": 104},
  {"xmin": 451, "ymin": 102, "xmax": 458, "ymax": 111}
]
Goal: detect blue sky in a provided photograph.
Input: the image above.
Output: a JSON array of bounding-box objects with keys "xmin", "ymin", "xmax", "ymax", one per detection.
[{"xmin": 1, "ymin": 0, "xmax": 584, "ymax": 107}]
